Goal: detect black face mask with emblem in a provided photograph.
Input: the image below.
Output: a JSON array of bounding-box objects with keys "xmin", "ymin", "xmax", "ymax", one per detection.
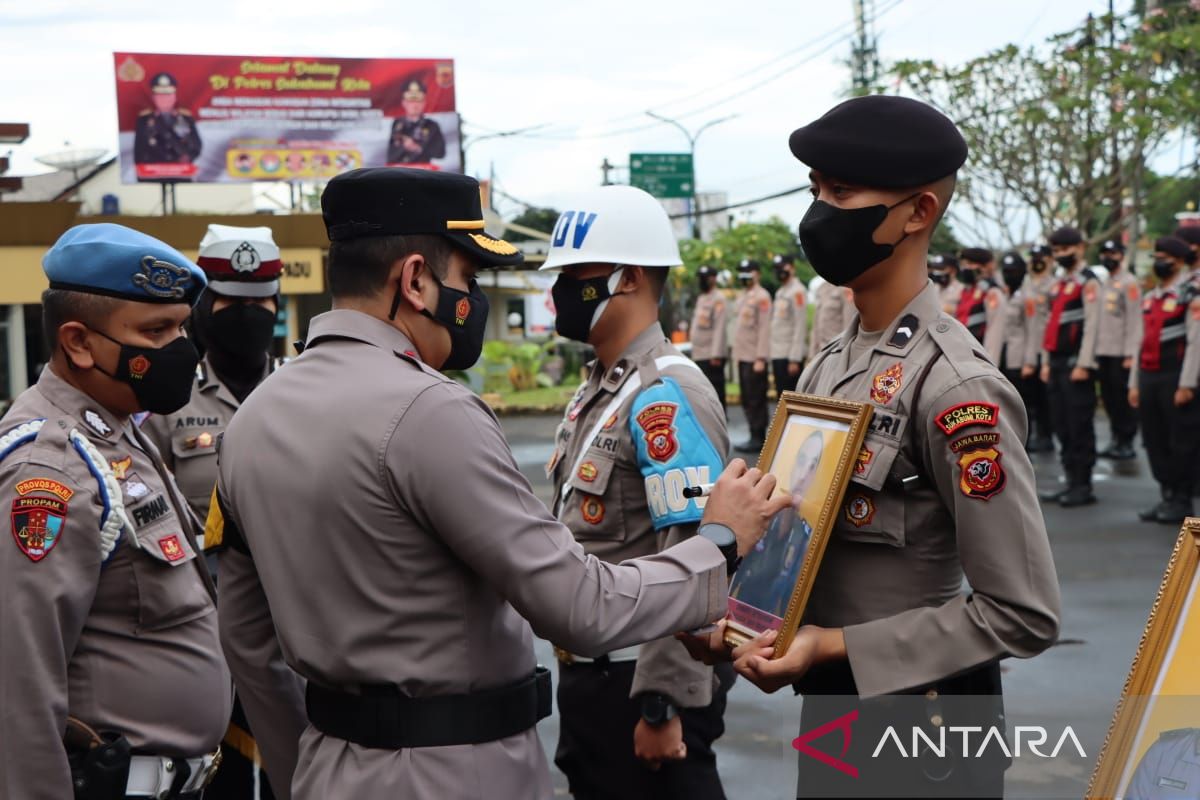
[
  {"xmin": 88, "ymin": 330, "xmax": 200, "ymax": 415},
  {"xmin": 416, "ymin": 276, "xmax": 490, "ymax": 371},
  {"xmin": 552, "ymin": 269, "xmax": 622, "ymax": 343},
  {"xmin": 207, "ymin": 302, "xmax": 277, "ymax": 357}
]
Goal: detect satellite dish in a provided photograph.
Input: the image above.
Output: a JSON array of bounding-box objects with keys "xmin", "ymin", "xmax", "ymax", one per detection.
[{"xmin": 35, "ymin": 147, "xmax": 107, "ymax": 180}]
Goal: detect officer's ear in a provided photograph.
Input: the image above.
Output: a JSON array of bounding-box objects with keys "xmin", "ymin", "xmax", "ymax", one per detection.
[
  {"xmin": 57, "ymin": 322, "xmax": 97, "ymax": 369},
  {"xmin": 392, "ymin": 253, "xmax": 434, "ymax": 315},
  {"xmin": 618, "ymin": 265, "xmax": 645, "ymax": 294},
  {"xmin": 902, "ymin": 191, "xmax": 941, "ymax": 237}
]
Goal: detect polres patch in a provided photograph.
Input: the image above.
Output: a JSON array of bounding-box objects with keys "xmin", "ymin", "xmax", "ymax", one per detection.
[
  {"xmin": 936, "ymin": 402, "xmax": 1000, "ymax": 436},
  {"xmin": 635, "ymin": 402, "xmax": 680, "ymax": 463},
  {"xmin": 957, "ymin": 447, "xmax": 1006, "ymax": 500}
]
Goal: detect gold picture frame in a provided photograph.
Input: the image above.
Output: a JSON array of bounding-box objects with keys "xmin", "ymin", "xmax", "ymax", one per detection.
[
  {"xmin": 1086, "ymin": 518, "xmax": 1200, "ymax": 799},
  {"xmin": 724, "ymin": 390, "xmax": 873, "ymax": 659}
]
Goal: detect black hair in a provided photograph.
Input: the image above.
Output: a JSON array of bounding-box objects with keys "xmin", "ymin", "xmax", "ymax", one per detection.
[
  {"xmin": 326, "ymin": 234, "xmax": 453, "ymax": 299},
  {"xmin": 41, "ymin": 289, "xmax": 122, "ymax": 349},
  {"xmin": 642, "ymin": 267, "xmax": 668, "ymax": 299}
]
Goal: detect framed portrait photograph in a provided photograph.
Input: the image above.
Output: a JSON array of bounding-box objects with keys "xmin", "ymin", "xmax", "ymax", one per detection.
[
  {"xmin": 725, "ymin": 391, "xmax": 873, "ymax": 658},
  {"xmin": 1087, "ymin": 518, "xmax": 1200, "ymax": 799}
]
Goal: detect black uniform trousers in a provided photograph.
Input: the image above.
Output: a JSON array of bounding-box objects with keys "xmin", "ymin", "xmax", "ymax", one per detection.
[
  {"xmin": 794, "ymin": 662, "xmax": 1006, "ymax": 800},
  {"xmin": 555, "ymin": 660, "xmax": 733, "ymax": 800},
  {"xmin": 696, "ymin": 357, "xmax": 727, "ymax": 411},
  {"xmin": 1097, "ymin": 355, "xmax": 1138, "ymax": 444},
  {"xmin": 1047, "ymin": 355, "xmax": 1097, "ymax": 487},
  {"xmin": 1027, "ymin": 355, "xmax": 1055, "ymax": 442},
  {"xmin": 773, "ymin": 358, "xmax": 801, "ymax": 400},
  {"xmin": 738, "ymin": 360, "xmax": 769, "ymax": 440},
  {"xmin": 1138, "ymin": 368, "xmax": 1200, "ymax": 497}
]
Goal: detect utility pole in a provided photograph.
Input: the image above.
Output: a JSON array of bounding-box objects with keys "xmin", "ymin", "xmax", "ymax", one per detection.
[
  {"xmin": 645, "ymin": 112, "xmax": 737, "ymax": 240},
  {"xmin": 600, "ymin": 157, "xmax": 614, "ymax": 185},
  {"xmin": 850, "ymin": 0, "xmax": 880, "ymax": 93},
  {"xmin": 1128, "ymin": 0, "xmax": 1160, "ymax": 267}
]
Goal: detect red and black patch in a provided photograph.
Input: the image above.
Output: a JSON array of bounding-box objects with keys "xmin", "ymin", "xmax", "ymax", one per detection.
[
  {"xmin": 870, "ymin": 363, "xmax": 903, "ymax": 405},
  {"xmin": 956, "ymin": 447, "xmax": 1006, "ymax": 500},
  {"xmin": 581, "ymin": 496, "xmax": 605, "ymax": 525},
  {"xmin": 854, "ymin": 446, "xmax": 874, "ymax": 476},
  {"xmin": 455, "ymin": 297, "xmax": 471, "ymax": 325},
  {"xmin": 11, "ymin": 494, "xmax": 67, "ymax": 562},
  {"xmin": 936, "ymin": 402, "xmax": 999, "ymax": 436},
  {"xmin": 844, "ymin": 494, "xmax": 875, "ymax": 527},
  {"xmin": 128, "ymin": 355, "xmax": 151, "ymax": 378},
  {"xmin": 158, "ymin": 534, "xmax": 185, "ymax": 562},
  {"xmin": 635, "ymin": 402, "xmax": 679, "ymax": 463},
  {"xmin": 949, "ymin": 431, "xmax": 1000, "ymax": 454}
]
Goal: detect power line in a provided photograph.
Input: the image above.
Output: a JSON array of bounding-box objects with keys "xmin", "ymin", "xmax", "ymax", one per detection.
[{"xmin": 666, "ymin": 185, "xmax": 811, "ymax": 219}]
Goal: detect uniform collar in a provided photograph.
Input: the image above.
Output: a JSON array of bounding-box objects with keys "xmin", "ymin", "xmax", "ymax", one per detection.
[
  {"xmin": 304, "ymin": 309, "xmax": 419, "ymax": 359},
  {"xmin": 35, "ymin": 366, "xmax": 125, "ymax": 443},
  {"xmin": 589, "ymin": 322, "xmax": 668, "ymax": 394},
  {"xmin": 828, "ymin": 281, "xmax": 939, "ymax": 384}
]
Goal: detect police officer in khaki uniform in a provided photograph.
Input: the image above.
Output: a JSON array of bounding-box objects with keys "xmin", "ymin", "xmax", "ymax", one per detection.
[
  {"xmin": 983, "ymin": 252, "xmax": 1029, "ymax": 376},
  {"xmin": 690, "ymin": 265, "xmax": 729, "ymax": 410},
  {"xmin": 809, "ymin": 275, "xmax": 855, "ymax": 353},
  {"xmin": 1020, "ymin": 243, "xmax": 1056, "ymax": 451},
  {"xmin": 927, "ymin": 253, "xmax": 960, "ymax": 313},
  {"xmin": 955, "ymin": 247, "xmax": 1004, "ymax": 345},
  {"xmin": 1094, "ymin": 239, "xmax": 1141, "ymax": 459},
  {"xmin": 732, "ymin": 259, "xmax": 772, "ymax": 452},
  {"xmin": 681, "ymin": 95, "xmax": 1060, "ymax": 799},
  {"xmin": 539, "ymin": 185, "xmax": 733, "ymax": 799},
  {"xmin": 1129, "ymin": 236, "xmax": 1200, "ymax": 523},
  {"xmin": 211, "ymin": 168, "xmax": 788, "ymax": 800},
  {"xmin": 143, "ymin": 224, "xmax": 285, "ymax": 800},
  {"xmin": 769, "ymin": 253, "xmax": 808, "ymax": 397},
  {"xmin": 1038, "ymin": 226, "xmax": 1103, "ymax": 506},
  {"xmin": 0, "ymin": 224, "xmax": 229, "ymax": 799}
]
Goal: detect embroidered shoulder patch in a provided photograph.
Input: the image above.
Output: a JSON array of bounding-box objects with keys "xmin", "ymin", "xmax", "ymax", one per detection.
[
  {"xmin": 936, "ymin": 402, "xmax": 1000, "ymax": 436},
  {"xmin": 956, "ymin": 447, "xmax": 1006, "ymax": 500},
  {"xmin": 870, "ymin": 363, "xmax": 903, "ymax": 405},
  {"xmin": 635, "ymin": 403, "xmax": 680, "ymax": 463},
  {"xmin": 11, "ymin": 478, "xmax": 73, "ymax": 562},
  {"xmin": 949, "ymin": 432, "xmax": 1000, "ymax": 453}
]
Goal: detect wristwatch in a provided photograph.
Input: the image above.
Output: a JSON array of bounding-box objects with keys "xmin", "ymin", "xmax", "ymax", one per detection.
[
  {"xmin": 698, "ymin": 522, "xmax": 741, "ymax": 576},
  {"xmin": 640, "ymin": 693, "xmax": 678, "ymax": 727}
]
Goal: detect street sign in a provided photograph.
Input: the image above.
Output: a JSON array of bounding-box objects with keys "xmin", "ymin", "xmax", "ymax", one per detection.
[{"xmin": 629, "ymin": 152, "xmax": 694, "ymax": 199}]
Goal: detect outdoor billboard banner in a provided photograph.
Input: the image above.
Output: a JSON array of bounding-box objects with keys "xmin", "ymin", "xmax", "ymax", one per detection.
[{"xmin": 113, "ymin": 52, "xmax": 459, "ymax": 183}]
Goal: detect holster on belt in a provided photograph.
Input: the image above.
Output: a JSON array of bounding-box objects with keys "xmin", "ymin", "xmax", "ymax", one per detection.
[{"xmin": 64, "ymin": 716, "xmax": 131, "ymax": 800}]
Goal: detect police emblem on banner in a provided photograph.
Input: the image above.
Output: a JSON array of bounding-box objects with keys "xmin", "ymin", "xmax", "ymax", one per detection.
[
  {"xmin": 636, "ymin": 402, "xmax": 680, "ymax": 463},
  {"xmin": 870, "ymin": 363, "xmax": 903, "ymax": 405},
  {"xmin": 957, "ymin": 447, "xmax": 1006, "ymax": 500}
]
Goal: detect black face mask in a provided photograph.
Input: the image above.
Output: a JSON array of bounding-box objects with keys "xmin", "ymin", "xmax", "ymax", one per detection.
[
  {"xmin": 775, "ymin": 267, "xmax": 792, "ymax": 283},
  {"xmin": 929, "ymin": 270, "xmax": 950, "ymax": 287},
  {"xmin": 1153, "ymin": 259, "xmax": 1177, "ymax": 280},
  {"xmin": 421, "ymin": 277, "xmax": 489, "ymax": 371},
  {"xmin": 207, "ymin": 302, "xmax": 277, "ymax": 357},
  {"xmin": 90, "ymin": 330, "xmax": 200, "ymax": 414},
  {"xmin": 1101, "ymin": 256, "xmax": 1123, "ymax": 271},
  {"xmin": 797, "ymin": 194, "xmax": 918, "ymax": 287},
  {"xmin": 699, "ymin": 276, "xmax": 715, "ymax": 291},
  {"xmin": 959, "ymin": 269, "xmax": 979, "ymax": 286},
  {"xmin": 1003, "ymin": 269, "xmax": 1025, "ymax": 293},
  {"xmin": 552, "ymin": 268, "xmax": 622, "ymax": 343},
  {"xmin": 1056, "ymin": 253, "xmax": 1078, "ymax": 269},
  {"xmin": 738, "ymin": 276, "xmax": 754, "ymax": 288}
]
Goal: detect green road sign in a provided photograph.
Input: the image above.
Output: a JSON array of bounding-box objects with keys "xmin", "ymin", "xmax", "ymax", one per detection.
[{"xmin": 629, "ymin": 152, "xmax": 694, "ymax": 199}]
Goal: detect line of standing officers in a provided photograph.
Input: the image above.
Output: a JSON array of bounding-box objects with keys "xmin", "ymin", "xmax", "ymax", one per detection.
[{"xmin": 924, "ymin": 226, "xmax": 1200, "ymax": 521}]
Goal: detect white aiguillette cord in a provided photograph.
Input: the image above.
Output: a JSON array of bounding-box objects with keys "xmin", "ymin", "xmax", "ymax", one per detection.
[{"xmin": 559, "ymin": 356, "xmax": 701, "ymax": 507}]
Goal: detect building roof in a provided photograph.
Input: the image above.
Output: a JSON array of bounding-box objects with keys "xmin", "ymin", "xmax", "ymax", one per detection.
[{"xmin": 1, "ymin": 157, "xmax": 115, "ymax": 202}]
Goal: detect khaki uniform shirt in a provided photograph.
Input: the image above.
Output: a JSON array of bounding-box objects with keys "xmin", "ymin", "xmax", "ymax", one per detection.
[
  {"xmin": 1096, "ymin": 270, "xmax": 1143, "ymax": 359},
  {"xmin": 0, "ymin": 368, "xmax": 229, "ymax": 799},
  {"xmin": 811, "ymin": 280, "xmax": 855, "ymax": 353},
  {"xmin": 796, "ymin": 282, "xmax": 1061, "ymax": 698},
  {"xmin": 690, "ymin": 289, "xmax": 729, "ymax": 361},
  {"xmin": 938, "ymin": 280, "xmax": 963, "ymax": 315},
  {"xmin": 1021, "ymin": 271, "xmax": 1055, "ymax": 366},
  {"xmin": 982, "ymin": 287, "xmax": 1028, "ymax": 371},
  {"xmin": 732, "ymin": 284, "xmax": 772, "ymax": 363},
  {"xmin": 769, "ymin": 278, "xmax": 808, "ymax": 363},
  {"xmin": 548, "ymin": 323, "xmax": 728, "ymax": 707},
  {"xmin": 214, "ymin": 310, "xmax": 727, "ymax": 800}
]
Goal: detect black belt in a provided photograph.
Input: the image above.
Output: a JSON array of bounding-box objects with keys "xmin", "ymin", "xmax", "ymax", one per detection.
[{"xmin": 306, "ymin": 666, "xmax": 552, "ymax": 749}]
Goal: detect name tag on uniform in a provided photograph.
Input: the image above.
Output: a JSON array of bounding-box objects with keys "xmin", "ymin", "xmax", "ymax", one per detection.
[{"xmin": 1158, "ymin": 777, "xmax": 1187, "ymax": 791}]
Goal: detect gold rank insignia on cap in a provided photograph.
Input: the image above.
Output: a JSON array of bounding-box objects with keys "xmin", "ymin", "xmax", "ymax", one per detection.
[
  {"xmin": 468, "ymin": 233, "xmax": 519, "ymax": 256},
  {"xmin": 446, "ymin": 220, "xmax": 486, "ymax": 231}
]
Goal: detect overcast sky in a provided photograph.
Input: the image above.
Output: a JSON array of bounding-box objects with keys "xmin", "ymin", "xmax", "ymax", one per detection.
[{"xmin": 3, "ymin": 0, "xmax": 1128, "ymax": 237}]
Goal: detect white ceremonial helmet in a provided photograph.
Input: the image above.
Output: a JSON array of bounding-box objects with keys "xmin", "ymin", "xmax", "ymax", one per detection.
[{"xmin": 538, "ymin": 185, "xmax": 682, "ymax": 272}]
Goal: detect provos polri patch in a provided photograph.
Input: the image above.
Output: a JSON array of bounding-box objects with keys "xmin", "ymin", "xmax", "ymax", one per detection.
[{"xmin": 11, "ymin": 478, "xmax": 74, "ymax": 562}]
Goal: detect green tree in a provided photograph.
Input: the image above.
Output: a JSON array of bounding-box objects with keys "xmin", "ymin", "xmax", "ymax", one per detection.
[
  {"xmin": 893, "ymin": 4, "xmax": 1200, "ymax": 247},
  {"xmin": 1143, "ymin": 171, "xmax": 1200, "ymax": 239},
  {"xmin": 504, "ymin": 207, "xmax": 560, "ymax": 242}
]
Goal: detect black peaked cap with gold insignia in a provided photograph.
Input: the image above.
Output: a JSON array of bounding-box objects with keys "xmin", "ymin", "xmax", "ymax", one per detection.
[
  {"xmin": 789, "ymin": 95, "xmax": 967, "ymax": 188},
  {"xmin": 321, "ymin": 167, "xmax": 523, "ymax": 268}
]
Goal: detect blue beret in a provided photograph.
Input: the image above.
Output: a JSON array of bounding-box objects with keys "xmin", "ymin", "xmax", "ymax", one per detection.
[
  {"xmin": 789, "ymin": 95, "xmax": 967, "ymax": 189},
  {"xmin": 43, "ymin": 223, "xmax": 206, "ymax": 305}
]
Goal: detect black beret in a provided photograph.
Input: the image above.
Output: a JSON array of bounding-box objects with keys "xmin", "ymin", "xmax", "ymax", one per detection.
[
  {"xmin": 960, "ymin": 247, "xmax": 994, "ymax": 265},
  {"xmin": 1174, "ymin": 226, "xmax": 1200, "ymax": 246},
  {"xmin": 772, "ymin": 253, "xmax": 796, "ymax": 266},
  {"xmin": 738, "ymin": 259, "xmax": 760, "ymax": 272},
  {"xmin": 1001, "ymin": 251, "xmax": 1027, "ymax": 270},
  {"xmin": 928, "ymin": 253, "xmax": 959, "ymax": 269},
  {"xmin": 1030, "ymin": 243, "xmax": 1052, "ymax": 258},
  {"xmin": 1156, "ymin": 236, "xmax": 1193, "ymax": 260},
  {"xmin": 789, "ymin": 95, "xmax": 967, "ymax": 189},
  {"xmin": 321, "ymin": 168, "xmax": 522, "ymax": 267},
  {"xmin": 1048, "ymin": 226, "xmax": 1083, "ymax": 246},
  {"xmin": 1100, "ymin": 239, "xmax": 1125, "ymax": 253}
]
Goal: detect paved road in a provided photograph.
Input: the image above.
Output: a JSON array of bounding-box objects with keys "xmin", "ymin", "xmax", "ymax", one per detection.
[{"xmin": 499, "ymin": 407, "xmax": 1182, "ymax": 799}]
